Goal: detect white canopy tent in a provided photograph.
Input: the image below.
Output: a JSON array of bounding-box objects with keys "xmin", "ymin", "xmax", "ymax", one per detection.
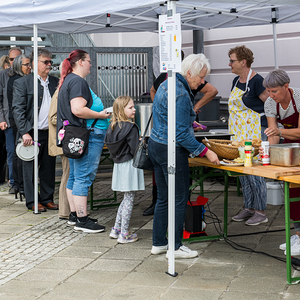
[
  {"xmin": 1, "ymin": 0, "xmax": 300, "ymax": 34},
  {"xmin": 1, "ymin": 0, "xmax": 300, "ymax": 276}
]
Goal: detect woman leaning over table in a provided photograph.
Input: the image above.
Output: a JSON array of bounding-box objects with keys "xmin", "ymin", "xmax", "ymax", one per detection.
[
  {"xmin": 228, "ymin": 45, "xmax": 269, "ymax": 226},
  {"xmin": 263, "ymin": 69, "xmax": 300, "ymax": 255},
  {"xmin": 148, "ymin": 53, "xmax": 219, "ymax": 259}
]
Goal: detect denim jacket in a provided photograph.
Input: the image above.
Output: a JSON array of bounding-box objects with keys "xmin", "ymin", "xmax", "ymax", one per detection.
[{"xmin": 150, "ymin": 73, "xmax": 207, "ymax": 157}]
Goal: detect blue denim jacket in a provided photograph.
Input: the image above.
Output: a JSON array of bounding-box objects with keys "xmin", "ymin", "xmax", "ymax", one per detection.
[{"xmin": 150, "ymin": 73, "xmax": 206, "ymax": 157}]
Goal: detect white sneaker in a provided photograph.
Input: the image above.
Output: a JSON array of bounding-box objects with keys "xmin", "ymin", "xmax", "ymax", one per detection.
[
  {"xmin": 279, "ymin": 234, "xmax": 299, "ymax": 251},
  {"xmin": 117, "ymin": 233, "xmax": 138, "ymax": 244},
  {"xmin": 151, "ymin": 245, "xmax": 168, "ymax": 255},
  {"xmin": 166, "ymin": 245, "xmax": 198, "ymax": 259},
  {"xmin": 109, "ymin": 227, "xmax": 120, "ymax": 239},
  {"xmin": 284, "ymin": 239, "xmax": 300, "ymax": 256}
]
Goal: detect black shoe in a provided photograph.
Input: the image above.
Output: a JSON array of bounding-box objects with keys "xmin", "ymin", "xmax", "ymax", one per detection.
[
  {"xmin": 74, "ymin": 217, "xmax": 105, "ymax": 233},
  {"xmin": 67, "ymin": 213, "xmax": 98, "ymax": 226},
  {"xmin": 143, "ymin": 203, "xmax": 155, "ymax": 216},
  {"xmin": 19, "ymin": 191, "xmax": 25, "ymax": 202},
  {"xmin": 9, "ymin": 186, "xmax": 15, "ymax": 195}
]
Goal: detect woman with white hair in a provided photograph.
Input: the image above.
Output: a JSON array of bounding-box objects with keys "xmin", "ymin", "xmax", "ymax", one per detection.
[{"xmin": 148, "ymin": 53, "xmax": 219, "ymax": 259}]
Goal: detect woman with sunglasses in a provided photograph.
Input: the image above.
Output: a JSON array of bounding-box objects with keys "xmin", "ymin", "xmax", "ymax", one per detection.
[
  {"xmin": 7, "ymin": 54, "xmax": 31, "ymax": 200},
  {"xmin": 228, "ymin": 45, "xmax": 269, "ymax": 226}
]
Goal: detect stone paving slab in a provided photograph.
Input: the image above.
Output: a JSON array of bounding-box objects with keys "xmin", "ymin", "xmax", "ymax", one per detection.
[
  {"xmin": 220, "ymin": 291, "xmax": 283, "ymax": 300},
  {"xmin": 65, "ymin": 270, "xmax": 128, "ymax": 285},
  {"xmin": 160, "ymin": 288, "xmax": 223, "ymax": 300},
  {"xmin": 98, "ymin": 285, "xmax": 167, "ymax": 300},
  {"xmin": 0, "ymin": 172, "xmax": 300, "ymax": 299},
  {"xmin": 38, "ymin": 282, "xmax": 113, "ymax": 300},
  {"xmin": 85, "ymin": 258, "xmax": 141, "ymax": 272}
]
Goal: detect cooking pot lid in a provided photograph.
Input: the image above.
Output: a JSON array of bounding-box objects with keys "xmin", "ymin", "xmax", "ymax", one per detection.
[{"xmin": 16, "ymin": 143, "xmax": 39, "ymax": 161}]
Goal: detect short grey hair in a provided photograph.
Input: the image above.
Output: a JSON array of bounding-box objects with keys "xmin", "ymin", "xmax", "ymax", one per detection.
[
  {"xmin": 8, "ymin": 54, "xmax": 30, "ymax": 77},
  {"xmin": 180, "ymin": 53, "xmax": 211, "ymax": 78},
  {"xmin": 263, "ymin": 69, "xmax": 290, "ymax": 88},
  {"xmin": 29, "ymin": 48, "xmax": 52, "ymax": 63},
  {"xmin": 8, "ymin": 47, "xmax": 22, "ymax": 55}
]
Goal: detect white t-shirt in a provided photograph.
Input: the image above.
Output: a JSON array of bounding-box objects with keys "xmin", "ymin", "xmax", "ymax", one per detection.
[
  {"xmin": 264, "ymin": 87, "xmax": 300, "ymax": 120},
  {"xmin": 37, "ymin": 75, "xmax": 51, "ymax": 130}
]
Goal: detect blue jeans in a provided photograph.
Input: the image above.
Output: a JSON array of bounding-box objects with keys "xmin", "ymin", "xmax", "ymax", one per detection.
[
  {"xmin": 4, "ymin": 127, "xmax": 14, "ymax": 186},
  {"xmin": 148, "ymin": 138, "xmax": 190, "ymax": 250},
  {"xmin": 67, "ymin": 128, "xmax": 106, "ymax": 196}
]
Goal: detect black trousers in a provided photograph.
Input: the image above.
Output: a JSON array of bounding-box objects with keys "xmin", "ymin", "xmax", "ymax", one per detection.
[
  {"xmin": 22, "ymin": 130, "xmax": 56, "ymax": 209},
  {"xmin": 0, "ymin": 130, "xmax": 6, "ymax": 183},
  {"xmin": 9, "ymin": 118, "xmax": 23, "ymax": 191}
]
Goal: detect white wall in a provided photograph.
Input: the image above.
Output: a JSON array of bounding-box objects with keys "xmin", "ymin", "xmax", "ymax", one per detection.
[{"xmin": 91, "ymin": 22, "xmax": 300, "ymax": 98}]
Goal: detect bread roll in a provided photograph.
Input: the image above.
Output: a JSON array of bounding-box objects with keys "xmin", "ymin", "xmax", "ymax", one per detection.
[{"xmin": 232, "ymin": 141, "xmax": 240, "ymax": 147}]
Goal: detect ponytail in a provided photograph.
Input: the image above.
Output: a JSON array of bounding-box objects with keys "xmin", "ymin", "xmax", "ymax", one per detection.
[{"xmin": 58, "ymin": 49, "xmax": 88, "ymax": 90}]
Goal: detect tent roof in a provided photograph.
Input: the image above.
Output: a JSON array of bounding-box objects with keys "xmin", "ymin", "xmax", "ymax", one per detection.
[{"xmin": 1, "ymin": 0, "xmax": 300, "ymax": 35}]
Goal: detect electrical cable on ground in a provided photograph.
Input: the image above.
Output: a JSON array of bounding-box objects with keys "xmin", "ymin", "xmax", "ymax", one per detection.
[{"xmin": 189, "ymin": 197, "xmax": 300, "ymax": 271}]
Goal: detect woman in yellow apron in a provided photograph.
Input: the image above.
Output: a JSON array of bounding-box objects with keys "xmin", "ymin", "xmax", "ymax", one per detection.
[{"xmin": 228, "ymin": 46, "xmax": 269, "ymax": 226}]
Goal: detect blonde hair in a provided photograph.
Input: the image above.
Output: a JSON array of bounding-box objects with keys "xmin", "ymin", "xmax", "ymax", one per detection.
[{"xmin": 110, "ymin": 96, "xmax": 134, "ymax": 130}]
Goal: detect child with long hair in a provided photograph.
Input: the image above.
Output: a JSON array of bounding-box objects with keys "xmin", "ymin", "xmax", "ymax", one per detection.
[{"xmin": 104, "ymin": 96, "xmax": 145, "ymax": 243}]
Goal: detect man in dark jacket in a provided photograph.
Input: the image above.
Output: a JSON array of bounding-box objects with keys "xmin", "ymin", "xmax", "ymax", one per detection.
[{"xmin": 12, "ymin": 48, "xmax": 59, "ymax": 212}]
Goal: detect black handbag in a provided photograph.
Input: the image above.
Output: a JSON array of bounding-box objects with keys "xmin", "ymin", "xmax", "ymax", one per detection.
[
  {"xmin": 132, "ymin": 113, "xmax": 154, "ymax": 171},
  {"xmin": 62, "ymin": 119, "xmax": 98, "ymax": 159}
]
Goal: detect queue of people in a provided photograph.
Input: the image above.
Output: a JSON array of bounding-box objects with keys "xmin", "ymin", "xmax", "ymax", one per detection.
[{"xmin": 0, "ymin": 45, "xmax": 299, "ymax": 258}]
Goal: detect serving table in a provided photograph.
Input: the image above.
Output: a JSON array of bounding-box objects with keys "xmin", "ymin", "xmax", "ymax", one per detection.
[{"xmin": 188, "ymin": 157, "xmax": 300, "ymax": 284}]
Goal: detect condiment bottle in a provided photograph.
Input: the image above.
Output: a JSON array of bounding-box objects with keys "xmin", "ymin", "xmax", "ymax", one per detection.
[
  {"xmin": 244, "ymin": 141, "xmax": 252, "ymax": 167},
  {"xmin": 261, "ymin": 141, "xmax": 270, "ymax": 165}
]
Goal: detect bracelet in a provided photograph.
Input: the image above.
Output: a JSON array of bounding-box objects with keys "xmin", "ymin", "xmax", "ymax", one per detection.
[{"xmin": 279, "ymin": 129, "xmax": 281, "ymax": 137}]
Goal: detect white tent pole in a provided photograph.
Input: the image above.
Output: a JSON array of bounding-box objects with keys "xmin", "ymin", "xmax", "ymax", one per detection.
[
  {"xmin": 272, "ymin": 23, "xmax": 278, "ymax": 69},
  {"xmin": 272, "ymin": 7, "xmax": 278, "ymax": 69},
  {"xmin": 167, "ymin": 0, "xmax": 176, "ymax": 277},
  {"xmin": 33, "ymin": 24, "xmax": 39, "ymax": 214}
]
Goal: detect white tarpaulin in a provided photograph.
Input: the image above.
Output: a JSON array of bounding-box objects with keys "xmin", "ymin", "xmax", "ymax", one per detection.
[{"xmin": 0, "ymin": 1, "xmax": 300, "ymax": 35}]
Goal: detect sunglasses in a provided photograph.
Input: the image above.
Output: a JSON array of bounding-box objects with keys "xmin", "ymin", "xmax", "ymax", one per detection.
[
  {"xmin": 39, "ymin": 60, "xmax": 53, "ymax": 65},
  {"xmin": 9, "ymin": 57, "xmax": 15, "ymax": 61},
  {"xmin": 22, "ymin": 63, "xmax": 31, "ymax": 67}
]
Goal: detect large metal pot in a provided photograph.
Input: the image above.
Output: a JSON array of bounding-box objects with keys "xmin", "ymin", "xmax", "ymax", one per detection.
[{"xmin": 135, "ymin": 103, "xmax": 153, "ymax": 137}]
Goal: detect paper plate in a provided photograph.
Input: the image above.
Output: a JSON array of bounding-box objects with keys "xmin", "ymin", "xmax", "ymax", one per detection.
[
  {"xmin": 220, "ymin": 161, "xmax": 244, "ymax": 166},
  {"xmin": 16, "ymin": 143, "xmax": 39, "ymax": 161}
]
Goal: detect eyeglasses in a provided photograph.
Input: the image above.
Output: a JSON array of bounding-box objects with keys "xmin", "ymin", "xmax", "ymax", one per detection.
[
  {"xmin": 38, "ymin": 60, "xmax": 53, "ymax": 65},
  {"xmin": 229, "ymin": 59, "xmax": 239, "ymax": 64},
  {"xmin": 22, "ymin": 63, "xmax": 31, "ymax": 67}
]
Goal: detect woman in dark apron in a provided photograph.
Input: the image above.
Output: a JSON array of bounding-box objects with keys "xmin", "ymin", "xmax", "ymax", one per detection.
[{"xmin": 264, "ymin": 69, "xmax": 300, "ymax": 255}]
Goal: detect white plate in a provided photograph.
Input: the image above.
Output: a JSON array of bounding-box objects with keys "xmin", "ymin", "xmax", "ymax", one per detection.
[
  {"xmin": 105, "ymin": 106, "xmax": 113, "ymax": 113},
  {"xmin": 16, "ymin": 143, "xmax": 39, "ymax": 161},
  {"xmin": 220, "ymin": 161, "xmax": 244, "ymax": 166}
]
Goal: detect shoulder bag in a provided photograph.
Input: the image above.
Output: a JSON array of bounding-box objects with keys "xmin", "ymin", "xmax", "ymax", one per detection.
[
  {"xmin": 132, "ymin": 113, "xmax": 154, "ymax": 171},
  {"xmin": 62, "ymin": 119, "xmax": 98, "ymax": 159}
]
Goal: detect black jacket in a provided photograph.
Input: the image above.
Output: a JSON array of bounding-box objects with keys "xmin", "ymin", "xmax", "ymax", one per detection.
[
  {"xmin": 104, "ymin": 121, "xmax": 139, "ymax": 164},
  {"xmin": 12, "ymin": 73, "xmax": 58, "ymax": 139}
]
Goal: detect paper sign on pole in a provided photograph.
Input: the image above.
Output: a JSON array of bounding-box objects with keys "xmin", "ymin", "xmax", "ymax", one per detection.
[{"xmin": 159, "ymin": 13, "xmax": 181, "ymax": 73}]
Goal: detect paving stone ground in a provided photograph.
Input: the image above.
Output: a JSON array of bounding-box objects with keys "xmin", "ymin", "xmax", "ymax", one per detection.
[{"xmin": 0, "ymin": 169, "xmax": 300, "ymax": 299}]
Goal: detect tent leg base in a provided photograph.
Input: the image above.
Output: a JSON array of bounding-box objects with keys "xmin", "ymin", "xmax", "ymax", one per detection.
[{"xmin": 166, "ymin": 271, "xmax": 178, "ymax": 277}]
